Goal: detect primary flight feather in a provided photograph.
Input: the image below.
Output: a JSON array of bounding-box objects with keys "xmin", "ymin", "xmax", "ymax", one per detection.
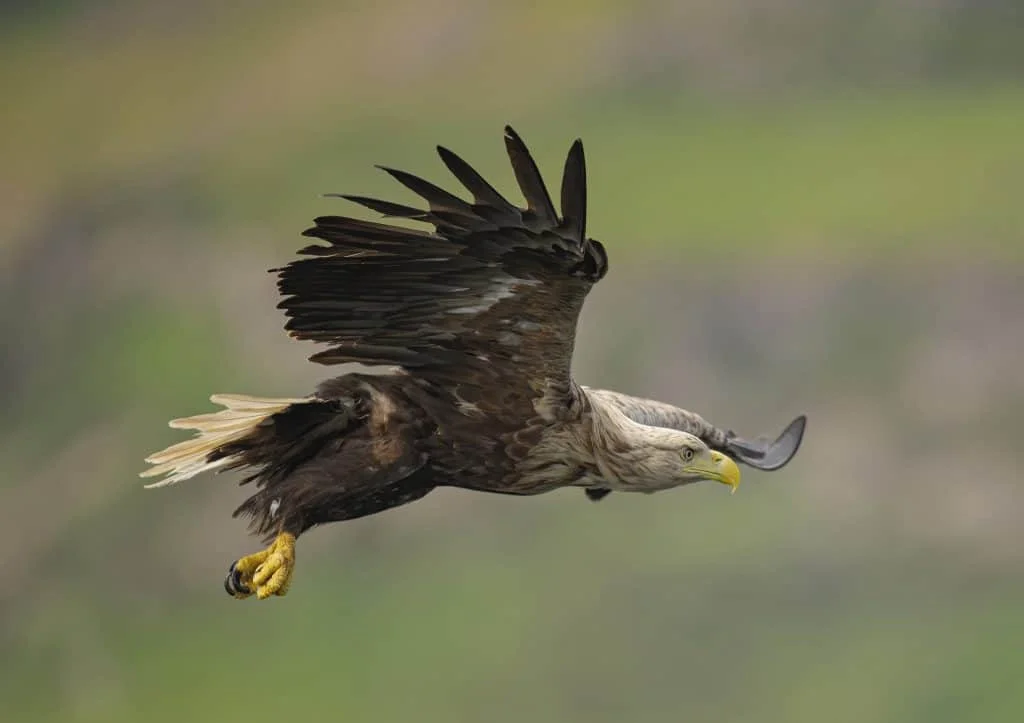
[{"xmin": 142, "ymin": 127, "xmax": 806, "ymax": 600}]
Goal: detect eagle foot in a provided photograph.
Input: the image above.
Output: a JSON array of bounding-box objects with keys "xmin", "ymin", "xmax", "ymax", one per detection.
[{"xmin": 224, "ymin": 532, "xmax": 296, "ymax": 600}]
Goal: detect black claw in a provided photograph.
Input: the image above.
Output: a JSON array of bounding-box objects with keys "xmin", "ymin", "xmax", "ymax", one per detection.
[{"xmin": 224, "ymin": 561, "xmax": 251, "ymax": 597}]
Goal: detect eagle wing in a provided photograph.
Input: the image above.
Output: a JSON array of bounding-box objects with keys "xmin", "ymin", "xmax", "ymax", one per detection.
[{"xmin": 276, "ymin": 127, "xmax": 608, "ymax": 419}]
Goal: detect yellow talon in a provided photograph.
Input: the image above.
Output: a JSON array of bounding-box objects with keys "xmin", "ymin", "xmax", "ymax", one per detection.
[{"xmin": 224, "ymin": 533, "xmax": 296, "ymax": 600}]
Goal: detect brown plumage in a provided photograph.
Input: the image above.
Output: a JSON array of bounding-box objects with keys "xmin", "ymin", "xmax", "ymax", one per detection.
[{"xmin": 141, "ymin": 127, "xmax": 806, "ymax": 600}]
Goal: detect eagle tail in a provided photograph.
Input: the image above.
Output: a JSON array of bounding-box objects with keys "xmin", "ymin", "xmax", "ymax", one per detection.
[{"xmin": 140, "ymin": 394, "xmax": 309, "ymax": 488}]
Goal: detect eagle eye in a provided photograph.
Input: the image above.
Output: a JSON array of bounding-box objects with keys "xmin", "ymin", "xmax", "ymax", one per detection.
[{"xmin": 682, "ymin": 448, "xmax": 695, "ymax": 462}]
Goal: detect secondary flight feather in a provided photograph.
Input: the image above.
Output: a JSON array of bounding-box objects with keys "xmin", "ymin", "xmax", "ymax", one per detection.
[{"xmin": 142, "ymin": 127, "xmax": 806, "ymax": 600}]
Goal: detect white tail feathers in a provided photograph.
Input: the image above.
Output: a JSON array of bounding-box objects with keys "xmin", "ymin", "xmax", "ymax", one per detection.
[{"xmin": 140, "ymin": 394, "xmax": 308, "ymax": 489}]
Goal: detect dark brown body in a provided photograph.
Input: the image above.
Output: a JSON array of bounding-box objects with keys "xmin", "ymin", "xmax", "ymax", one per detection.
[{"xmin": 224, "ymin": 372, "xmax": 562, "ymax": 540}]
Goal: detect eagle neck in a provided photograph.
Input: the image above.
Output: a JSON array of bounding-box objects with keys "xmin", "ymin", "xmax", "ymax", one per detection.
[{"xmin": 581, "ymin": 389, "xmax": 664, "ymax": 489}]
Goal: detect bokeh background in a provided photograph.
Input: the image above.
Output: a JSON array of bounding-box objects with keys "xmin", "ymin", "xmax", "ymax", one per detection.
[{"xmin": 3, "ymin": 1, "xmax": 1023, "ymax": 721}]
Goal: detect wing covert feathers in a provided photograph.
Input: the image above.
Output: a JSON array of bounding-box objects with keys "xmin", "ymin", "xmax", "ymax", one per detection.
[{"xmin": 141, "ymin": 395, "xmax": 307, "ymax": 488}]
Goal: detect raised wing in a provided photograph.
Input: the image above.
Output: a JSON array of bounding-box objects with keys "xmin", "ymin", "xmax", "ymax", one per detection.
[
  {"xmin": 276, "ymin": 127, "xmax": 608, "ymax": 415},
  {"xmin": 722, "ymin": 415, "xmax": 806, "ymax": 471}
]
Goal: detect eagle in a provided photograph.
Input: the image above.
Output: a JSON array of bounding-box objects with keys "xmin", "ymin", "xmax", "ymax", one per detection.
[{"xmin": 142, "ymin": 127, "xmax": 806, "ymax": 600}]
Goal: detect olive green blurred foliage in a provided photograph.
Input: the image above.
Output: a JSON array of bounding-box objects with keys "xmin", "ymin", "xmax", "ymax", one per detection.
[{"xmin": 2, "ymin": 2, "xmax": 1022, "ymax": 722}]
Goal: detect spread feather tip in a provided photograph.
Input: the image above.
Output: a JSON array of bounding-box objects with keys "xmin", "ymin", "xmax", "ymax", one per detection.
[{"xmin": 140, "ymin": 394, "xmax": 307, "ymax": 488}]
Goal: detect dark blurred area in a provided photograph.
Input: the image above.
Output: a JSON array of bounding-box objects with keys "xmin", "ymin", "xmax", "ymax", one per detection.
[{"xmin": 2, "ymin": 1, "xmax": 1022, "ymax": 722}]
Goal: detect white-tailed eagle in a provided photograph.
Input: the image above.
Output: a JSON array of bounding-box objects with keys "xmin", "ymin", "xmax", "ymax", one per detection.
[{"xmin": 142, "ymin": 127, "xmax": 806, "ymax": 600}]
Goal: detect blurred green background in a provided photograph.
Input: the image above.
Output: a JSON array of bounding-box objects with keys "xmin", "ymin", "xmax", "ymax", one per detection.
[{"xmin": 2, "ymin": 1, "xmax": 1023, "ymax": 721}]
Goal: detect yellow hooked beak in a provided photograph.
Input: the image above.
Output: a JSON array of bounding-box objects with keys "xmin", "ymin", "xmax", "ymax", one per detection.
[{"xmin": 685, "ymin": 450, "xmax": 742, "ymax": 494}]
